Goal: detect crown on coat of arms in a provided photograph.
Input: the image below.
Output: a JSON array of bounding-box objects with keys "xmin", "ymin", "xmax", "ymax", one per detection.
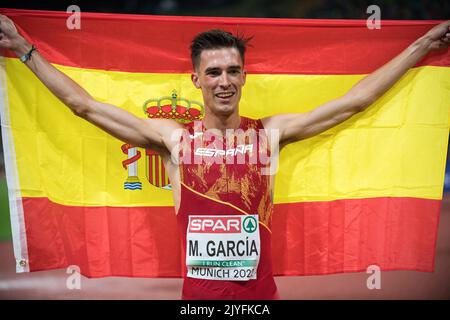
[{"xmin": 143, "ymin": 90, "xmax": 204, "ymax": 123}]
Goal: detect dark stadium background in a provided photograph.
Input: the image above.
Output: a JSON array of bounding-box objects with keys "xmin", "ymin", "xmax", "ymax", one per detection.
[{"xmin": 0, "ymin": 0, "xmax": 449, "ymax": 299}]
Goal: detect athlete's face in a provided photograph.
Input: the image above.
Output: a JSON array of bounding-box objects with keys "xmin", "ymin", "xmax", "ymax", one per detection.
[{"xmin": 191, "ymin": 47, "xmax": 246, "ymax": 117}]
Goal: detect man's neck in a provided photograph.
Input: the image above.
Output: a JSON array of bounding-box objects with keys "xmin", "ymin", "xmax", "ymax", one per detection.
[{"xmin": 202, "ymin": 111, "xmax": 241, "ymax": 134}]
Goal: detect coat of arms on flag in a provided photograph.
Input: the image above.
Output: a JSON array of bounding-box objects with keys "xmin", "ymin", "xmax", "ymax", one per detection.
[{"xmin": 121, "ymin": 90, "xmax": 204, "ymax": 190}]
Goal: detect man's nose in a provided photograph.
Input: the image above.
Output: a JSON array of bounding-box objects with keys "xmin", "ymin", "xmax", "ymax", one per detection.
[{"xmin": 218, "ymin": 72, "xmax": 231, "ymax": 88}]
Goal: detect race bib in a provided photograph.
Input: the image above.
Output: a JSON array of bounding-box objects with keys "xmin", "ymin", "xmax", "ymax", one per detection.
[{"xmin": 186, "ymin": 215, "xmax": 260, "ymax": 281}]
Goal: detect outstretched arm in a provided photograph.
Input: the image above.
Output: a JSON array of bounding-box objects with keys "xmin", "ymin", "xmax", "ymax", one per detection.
[
  {"xmin": 263, "ymin": 21, "xmax": 450, "ymax": 144},
  {"xmin": 0, "ymin": 14, "xmax": 182, "ymax": 150}
]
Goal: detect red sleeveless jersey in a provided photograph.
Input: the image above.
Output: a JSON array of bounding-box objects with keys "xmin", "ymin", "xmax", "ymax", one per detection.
[{"xmin": 177, "ymin": 116, "xmax": 279, "ymax": 300}]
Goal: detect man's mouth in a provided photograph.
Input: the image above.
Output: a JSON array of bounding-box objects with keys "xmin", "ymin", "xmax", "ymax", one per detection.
[{"xmin": 215, "ymin": 92, "xmax": 235, "ymax": 99}]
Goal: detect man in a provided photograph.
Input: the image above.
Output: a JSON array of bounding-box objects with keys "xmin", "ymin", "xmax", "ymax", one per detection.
[{"xmin": 0, "ymin": 14, "xmax": 449, "ymax": 299}]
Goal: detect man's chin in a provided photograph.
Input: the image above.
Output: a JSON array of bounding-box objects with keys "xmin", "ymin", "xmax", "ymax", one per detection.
[{"xmin": 213, "ymin": 103, "xmax": 236, "ymax": 115}]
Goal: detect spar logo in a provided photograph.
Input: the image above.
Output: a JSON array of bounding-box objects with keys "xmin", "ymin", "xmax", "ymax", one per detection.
[
  {"xmin": 243, "ymin": 216, "xmax": 257, "ymax": 233},
  {"xmin": 189, "ymin": 216, "xmax": 242, "ymax": 233}
]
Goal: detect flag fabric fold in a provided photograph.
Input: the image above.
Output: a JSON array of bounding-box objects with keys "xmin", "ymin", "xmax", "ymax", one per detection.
[{"xmin": 0, "ymin": 8, "xmax": 448, "ymax": 277}]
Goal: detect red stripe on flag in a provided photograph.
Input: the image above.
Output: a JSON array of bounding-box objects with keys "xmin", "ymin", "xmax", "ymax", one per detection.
[
  {"xmin": 272, "ymin": 197, "xmax": 440, "ymax": 275},
  {"xmin": 1, "ymin": 9, "xmax": 448, "ymax": 74},
  {"xmin": 149, "ymin": 155, "xmax": 154, "ymax": 185},
  {"xmin": 22, "ymin": 197, "xmax": 180, "ymax": 277},
  {"xmin": 160, "ymin": 157, "xmax": 166, "ymax": 187},
  {"xmin": 21, "ymin": 196, "xmax": 439, "ymax": 277},
  {"xmin": 154, "ymin": 155, "xmax": 160, "ymax": 187}
]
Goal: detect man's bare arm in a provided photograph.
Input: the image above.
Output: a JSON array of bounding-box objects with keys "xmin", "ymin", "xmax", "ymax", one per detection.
[
  {"xmin": 0, "ymin": 14, "xmax": 182, "ymax": 150},
  {"xmin": 263, "ymin": 21, "xmax": 450, "ymax": 144}
]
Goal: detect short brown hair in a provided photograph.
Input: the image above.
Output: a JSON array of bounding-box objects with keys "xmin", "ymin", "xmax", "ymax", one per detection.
[{"xmin": 190, "ymin": 29, "xmax": 252, "ymax": 70}]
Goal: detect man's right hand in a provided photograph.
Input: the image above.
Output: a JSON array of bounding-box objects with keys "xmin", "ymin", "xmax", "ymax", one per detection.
[
  {"xmin": 0, "ymin": 13, "xmax": 183, "ymax": 153},
  {"xmin": 0, "ymin": 14, "xmax": 29, "ymax": 54}
]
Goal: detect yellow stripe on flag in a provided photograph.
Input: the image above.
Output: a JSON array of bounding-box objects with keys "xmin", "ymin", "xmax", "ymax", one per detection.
[{"xmin": 6, "ymin": 58, "xmax": 450, "ymax": 206}]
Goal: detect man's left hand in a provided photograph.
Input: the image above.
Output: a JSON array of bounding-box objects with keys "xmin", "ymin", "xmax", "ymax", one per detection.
[{"xmin": 423, "ymin": 20, "xmax": 450, "ymax": 51}]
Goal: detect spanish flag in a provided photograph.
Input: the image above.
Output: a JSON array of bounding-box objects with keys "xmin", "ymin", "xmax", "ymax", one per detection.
[{"xmin": 1, "ymin": 9, "xmax": 449, "ymax": 277}]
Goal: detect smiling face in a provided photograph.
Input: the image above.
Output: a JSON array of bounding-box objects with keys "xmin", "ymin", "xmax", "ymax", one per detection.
[{"xmin": 191, "ymin": 47, "xmax": 246, "ymax": 118}]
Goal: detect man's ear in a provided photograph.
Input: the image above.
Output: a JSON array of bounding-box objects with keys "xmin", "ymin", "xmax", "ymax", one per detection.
[
  {"xmin": 242, "ymin": 70, "xmax": 247, "ymax": 86},
  {"xmin": 191, "ymin": 73, "xmax": 201, "ymax": 89}
]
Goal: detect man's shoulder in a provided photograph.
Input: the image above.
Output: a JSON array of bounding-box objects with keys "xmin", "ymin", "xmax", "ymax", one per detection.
[{"xmin": 239, "ymin": 115, "xmax": 264, "ymax": 128}]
